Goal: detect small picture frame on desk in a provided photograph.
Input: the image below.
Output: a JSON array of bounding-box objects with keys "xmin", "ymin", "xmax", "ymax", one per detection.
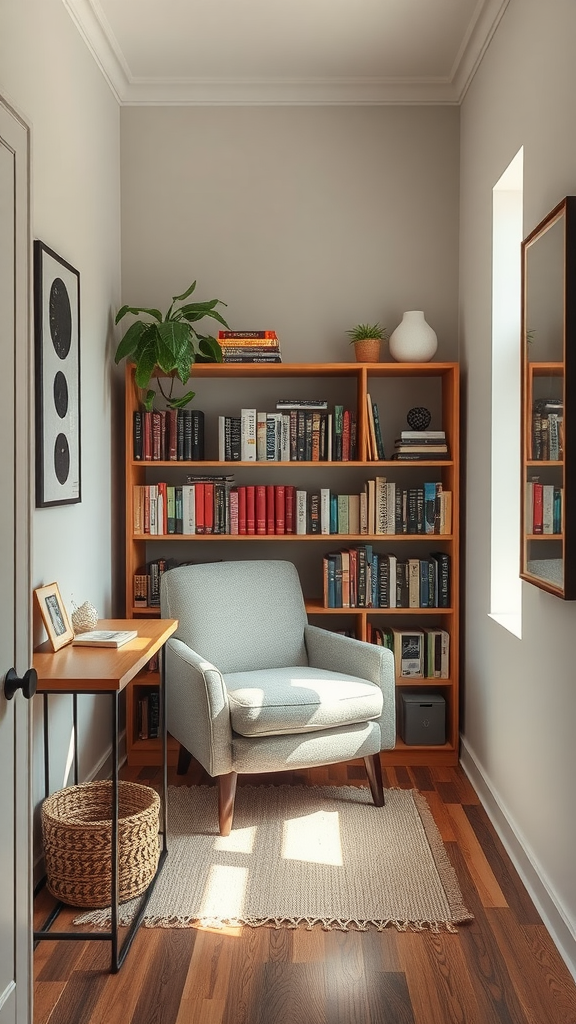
[{"xmin": 34, "ymin": 582, "xmax": 74, "ymax": 651}]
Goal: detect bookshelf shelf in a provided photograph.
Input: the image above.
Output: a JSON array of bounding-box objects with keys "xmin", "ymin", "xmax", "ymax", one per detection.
[
  {"xmin": 124, "ymin": 360, "xmax": 460, "ymax": 766},
  {"xmin": 521, "ymin": 197, "xmax": 575, "ymax": 599}
]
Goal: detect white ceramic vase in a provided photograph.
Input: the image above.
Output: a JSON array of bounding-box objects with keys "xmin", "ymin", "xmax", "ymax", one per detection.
[{"xmin": 389, "ymin": 310, "xmax": 438, "ymax": 363}]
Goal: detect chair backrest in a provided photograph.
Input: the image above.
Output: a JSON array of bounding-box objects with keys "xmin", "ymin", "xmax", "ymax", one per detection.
[{"xmin": 160, "ymin": 560, "xmax": 309, "ymax": 673}]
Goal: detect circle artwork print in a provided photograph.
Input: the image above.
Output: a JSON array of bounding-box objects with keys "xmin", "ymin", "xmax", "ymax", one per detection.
[
  {"xmin": 53, "ymin": 371, "xmax": 69, "ymax": 419},
  {"xmin": 49, "ymin": 277, "xmax": 72, "ymax": 359},
  {"xmin": 54, "ymin": 432, "xmax": 70, "ymax": 485}
]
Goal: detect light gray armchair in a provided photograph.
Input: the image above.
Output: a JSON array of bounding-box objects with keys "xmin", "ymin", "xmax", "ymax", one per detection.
[{"xmin": 160, "ymin": 560, "xmax": 396, "ymax": 835}]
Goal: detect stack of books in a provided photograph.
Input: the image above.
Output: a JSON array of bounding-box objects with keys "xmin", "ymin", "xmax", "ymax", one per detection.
[
  {"xmin": 218, "ymin": 330, "xmax": 282, "ymax": 363},
  {"xmin": 392, "ymin": 429, "xmax": 449, "ymax": 460}
]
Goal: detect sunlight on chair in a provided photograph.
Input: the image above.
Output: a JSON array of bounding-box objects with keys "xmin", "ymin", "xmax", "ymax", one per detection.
[
  {"xmin": 199, "ymin": 864, "xmax": 249, "ymax": 921},
  {"xmin": 281, "ymin": 810, "xmax": 343, "ymax": 866},
  {"xmin": 213, "ymin": 826, "xmax": 257, "ymax": 854}
]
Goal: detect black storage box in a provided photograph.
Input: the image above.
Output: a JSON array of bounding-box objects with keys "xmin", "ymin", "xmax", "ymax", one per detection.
[{"xmin": 399, "ymin": 692, "xmax": 446, "ymax": 745}]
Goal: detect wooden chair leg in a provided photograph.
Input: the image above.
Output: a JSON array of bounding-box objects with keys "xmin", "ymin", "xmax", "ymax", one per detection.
[
  {"xmin": 218, "ymin": 772, "xmax": 238, "ymax": 836},
  {"xmin": 364, "ymin": 754, "xmax": 385, "ymax": 807},
  {"xmin": 177, "ymin": 744, "xmax": 193, "ymax": 776}
]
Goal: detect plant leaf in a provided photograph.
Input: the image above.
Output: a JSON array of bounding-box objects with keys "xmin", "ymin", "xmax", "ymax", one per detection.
[
  {"xmin": 172, "ymin": 281, "xmax": 197, "ymax": 302},
  {"xmin": 167, "ymin": 390, "xmax": 196, "ymax": 410},
  {"xmin": 156, "ymin": 321, "xmax": 193, "ymax": 363},
  {"xmin": 114, "ymin": 321, "xmax": 149, "ymax": 363},
  {"xmin": 196, "ymin": 335, "xmax": 223, "ymax": 362},
  {"xmin": 115, "ymin": 305, "xmax": 162, "ymax": 324},
  {"xmin": 143, "ymin": 389, "xmax": 156, "ymax": 412},
  {"xmin": 134, "ymin": 334, "xmax": 159, "ymax": 389}
]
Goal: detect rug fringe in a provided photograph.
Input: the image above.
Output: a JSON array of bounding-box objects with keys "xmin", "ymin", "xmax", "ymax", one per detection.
[{"xmin": 75, "ymin": 911, "xmax": 462, "ymax": 934}]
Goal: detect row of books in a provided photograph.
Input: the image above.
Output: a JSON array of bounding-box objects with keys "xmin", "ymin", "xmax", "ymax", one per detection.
[
  {"xmin": 322, "ymin": 547, "xmax": 451, "ymax": 609},
  {"xmin": 372, "ymin": 627, "xmax": 450, "ymax": 678},
  {"xmin": 392, "ymin": 429, "xmax": 449, "ymax": 462},
  {"xmin": 132, "ymin": 479, "xmax": 452, "ymax": 537},
  {"xmin": 221, "ymin": 405, "xmax": 357, "ymax": 462},
  {"xmin": 218, "ymin": 330, "xmax": 282, "ymax": 363},
  {"xmin": 525, "ymin": 479, "xmax": 563, "ymax": 535},
  {"xmin": 133, "ymin": 558, "xmax": 175, "ymax": 607},
  {"xmin": 531, "ymin": 399, "xmax": 563, "ymax": 461},
  {"xmin": 136, "ymin": 687, "xmax": 160, "ymax": 740},
  {"xmin": 133, "ymin": 409, "xmax": 205, "ymax": 461}
]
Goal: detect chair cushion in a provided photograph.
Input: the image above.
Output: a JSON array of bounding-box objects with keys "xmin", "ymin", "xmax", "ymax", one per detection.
[{"xmin": 223, "ymin": 666, "xmax": 383, "ymax": 738}]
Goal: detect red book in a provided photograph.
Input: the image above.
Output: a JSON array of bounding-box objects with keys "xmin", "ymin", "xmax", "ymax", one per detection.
[
  {"xmin": 204, "ymin": 482, "xmax": 214, "ymax": 534},
  {"xmin": 246, "ymin": 486, "xmax": 256, "ymax": 535},
  {"xmin": 237, "ymin": 486, "xmax": 247, "ymax": 535},
  {"xmin": 152, "ymin": 412, "xmax": 162, "ymax": 460},
  {"xmin": 167, "ymin": 410, "xmax": 178, "ymax": 460},
  {"xmin": 349, "ymin": 548, "xmax": 358, "ymax": 607},
  {"xmin": 195, "ymin": 482, "xmax": 205, "ymax": 534},
  {"xmin": 342, "ymin": 409, "xmax": 351, "ymax": 462},
  {"xmin": 275, "ymin": 484, "xmax": 286, "ymax": 534},
  {"xmin": 532, "ymin": 482, "xmax": 543, "ymax": 534},
  {"xmin": 285, "ymin": 485, "xmax": 296, "ymax": 534},
  {"xmin": 143, "ymin": 412, "xmax": 152, "ymax": 461},
  {"xmin": 266, "ymin": 484, "xmax": 275, "ymax": 534},
  {"xmin": 229, "ymin": 488, "xmax": 239, "ymax": 535},
  {"xmin": 256, "ymin": 485, "xmax": 267, "ymax": 534}
]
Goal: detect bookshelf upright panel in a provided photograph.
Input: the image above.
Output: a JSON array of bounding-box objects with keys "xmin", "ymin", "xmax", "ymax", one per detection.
[{"xmin": 124, "ymin": 360, "xmax": 460, "ymax": 767}]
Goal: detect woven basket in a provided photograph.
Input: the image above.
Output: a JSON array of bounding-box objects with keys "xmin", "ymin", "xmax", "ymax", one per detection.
[{"xmin": 41, "ymin": 780, "xmax": 160, "ymax": 908}]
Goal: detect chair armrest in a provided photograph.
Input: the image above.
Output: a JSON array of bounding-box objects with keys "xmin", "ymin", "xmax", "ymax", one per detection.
[
  {"xmin": 304, "ymin": 624, "xmax": 396, "ymax": 748},
  {"xmin": 165, "ymin": 637, "xmax": 233, "ymax": 776}
]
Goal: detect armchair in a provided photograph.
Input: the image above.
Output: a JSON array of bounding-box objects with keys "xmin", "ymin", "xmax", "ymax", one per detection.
[{"xmin": 160, "ymin": 560, "xmax": 396, "ymax": 835}]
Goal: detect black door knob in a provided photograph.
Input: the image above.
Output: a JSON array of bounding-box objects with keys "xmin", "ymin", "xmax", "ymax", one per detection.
[{"xmin": 4, "ymin": 667, "xmax": 37, "ymax": 701}]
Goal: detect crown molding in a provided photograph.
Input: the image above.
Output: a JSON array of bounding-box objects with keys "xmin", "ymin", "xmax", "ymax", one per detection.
[
  {"xmin": 63, "ymin": 0, "xmax": 508, "ymax": 106},
  {"xmin": 451, "ymin": 0, "xmax": 510, "ymax": 102}
]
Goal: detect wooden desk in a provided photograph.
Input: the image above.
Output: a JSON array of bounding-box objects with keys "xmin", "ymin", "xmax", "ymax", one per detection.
[{"xmin": 33, "ymin": 617, "xmax": 178, "ymax": 972}]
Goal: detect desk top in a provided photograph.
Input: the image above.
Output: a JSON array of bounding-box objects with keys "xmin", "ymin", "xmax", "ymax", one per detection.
[{"xmin": 33, "ymin": 618, "xmax": 178, "ymax": 693}]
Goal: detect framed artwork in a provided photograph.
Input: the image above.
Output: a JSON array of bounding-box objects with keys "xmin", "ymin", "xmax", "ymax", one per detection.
[
  {"xmin": 34, "ymin": 582, "xmax": 74, "ymax": 651},
  {"xmin": 34, "ymin": 240, "xmax": 81, "ymax": 507}
]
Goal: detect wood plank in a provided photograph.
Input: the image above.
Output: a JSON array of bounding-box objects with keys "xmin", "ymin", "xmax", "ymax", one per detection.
[
  {"xmin": 397, "ymin": 931, "xmax": 479, "ymax": 1024},
  {"xmin": 130, "ymin": 928, "xmax": 196, "ymax": 1024},
  {"xmin": 323, "ymin": 929, "xmax": 370, "ymax": 1024},
  {"xmin": 447, "ymin": 804, "xmax": 508, "ymax": 909},
  {"xmin": 464, "ymin": 803, "xmax": 542, "ymax": 925}
]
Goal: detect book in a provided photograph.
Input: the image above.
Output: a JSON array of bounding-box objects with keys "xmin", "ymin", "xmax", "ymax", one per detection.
[
  {"xmin": 391, "ymin": 629, "xmax": 425, "ymax": 677},
  {"xmin": 241, "ymin": 409, "xmax": 257, "ymax": 461},
  {"xmin": 73, "ymin": 629, "xmax": 138, "ymax": 648},
  {"xmin": 276, "ymin": 399, "xmax": 328, "ymax": 410},
  {"xmin": 218, "ymin": 330, "xmax": 278, "ymax": 339}
]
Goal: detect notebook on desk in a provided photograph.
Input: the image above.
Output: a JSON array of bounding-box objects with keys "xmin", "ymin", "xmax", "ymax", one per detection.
[{"xmin": 72, "ymin": 629, "xmax": 138, "ymax": 648}]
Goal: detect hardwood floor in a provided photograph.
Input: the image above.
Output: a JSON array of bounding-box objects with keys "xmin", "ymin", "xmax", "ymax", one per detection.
[{"xmin": 34, "ymin": 760, "xmax": 576, "ymax": 1024}]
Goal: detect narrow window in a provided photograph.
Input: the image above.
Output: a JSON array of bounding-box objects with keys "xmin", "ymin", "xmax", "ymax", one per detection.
[{"xmin": 490, "ymin": 148, "xmax": 523, "ymax": 637}]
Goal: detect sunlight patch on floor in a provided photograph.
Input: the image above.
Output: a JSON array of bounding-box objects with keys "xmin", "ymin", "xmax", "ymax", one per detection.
[
  {"xmin": 282, "ymin": 810, "xmax": 343, "ymax": 866},
  {"xmin": 199, "ymin": 865, "xmax": 248, "ymax": 920}
]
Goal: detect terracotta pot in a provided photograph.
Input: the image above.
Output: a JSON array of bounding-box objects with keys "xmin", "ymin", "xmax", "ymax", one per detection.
[{"xmin": 352, "ymin": 338, "xmax": 381, "ymax": 363}]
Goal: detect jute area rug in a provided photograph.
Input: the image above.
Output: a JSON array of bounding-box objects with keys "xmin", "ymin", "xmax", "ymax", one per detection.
[{"xmin": 76, "ymin": 784, "xmax": 473, "ymax": 933}]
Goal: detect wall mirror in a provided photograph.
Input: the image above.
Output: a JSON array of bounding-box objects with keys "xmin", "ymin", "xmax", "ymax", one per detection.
[{"xmin": 520, "ymin": 195, "xmax": 576, "ymax": 598}]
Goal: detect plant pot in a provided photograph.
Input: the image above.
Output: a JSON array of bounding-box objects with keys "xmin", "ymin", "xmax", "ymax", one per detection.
[
  {"xmin": 353, "ymin": 338, "xmax": 381, "ymax": 363},
  {"xmin": 389, "ymin": 311, "xmax": 437, "ymax": 363}
]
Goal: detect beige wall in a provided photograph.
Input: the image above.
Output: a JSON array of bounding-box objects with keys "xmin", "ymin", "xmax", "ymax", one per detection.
[
  {"xmin": 0, "ymin": 0, "xmax": 121, "ymax": 811},
  {"xmin": 459, "ymin": 0, "xmax": 576, "ymax": 977},
  {"xmin": 120, "ymin": 105, "xmax": 460, "ymax": 362}
]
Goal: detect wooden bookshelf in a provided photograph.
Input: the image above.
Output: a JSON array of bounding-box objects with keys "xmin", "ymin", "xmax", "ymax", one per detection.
[{"xmin": 123, "ymin": 360, "xmax": 460, "ymax": 766}]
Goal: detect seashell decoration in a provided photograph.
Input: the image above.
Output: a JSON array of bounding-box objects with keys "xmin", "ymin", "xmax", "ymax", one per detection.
[{"xmin": 71, "ymin": 600, "xmax": 99, "ymax": 634}]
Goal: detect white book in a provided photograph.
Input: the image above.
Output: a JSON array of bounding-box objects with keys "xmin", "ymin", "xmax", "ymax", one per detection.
[
  {"xmin": 182, "ymin": 484, "xmax": 196, "ymax": 534},
  {"xmin": 542, "ymin": 483, "xmax": 555, "ymax": 534},
  {"xmin": 296, "ymin": 490, "xmax": 308, "ymax": 535},
  {"xmin": 392, "ymin": 629, "xmax": 424, "ymax": 678},
  {"xmin": 149, "ymin": 484, "xmax": 158, "ymax": 535},
  {"xmin": 256, "ymin": 412, "xmax": 267, "ymax": 460},
  {"xmin": 386, "ymin": 482, "xmax": 396, "ymax": 534},
  {"xmin": 241, "ymin": 408, "xmax": 257, "ymax": 461},
  {"xmin": 320, "ymin": 488, "xmax": 331, "ymax": 534},
  {"xmin": 408, "ymin": 558, "xmax": 420, "ymax": 608},
  {"xmin": 73, "ymin": 629, "xmax": 138, "ymax": 648}
]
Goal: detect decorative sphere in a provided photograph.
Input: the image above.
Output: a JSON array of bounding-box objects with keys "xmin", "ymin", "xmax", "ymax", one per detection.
[{"xmin": 407, "ymin": 406, "xmax": 431, "ymax": 431}]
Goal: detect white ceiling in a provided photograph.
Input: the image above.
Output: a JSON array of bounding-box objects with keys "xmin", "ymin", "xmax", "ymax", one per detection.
[{"xmin": 63, "ymin": 0, "xmax": 509, "ymax": 105}]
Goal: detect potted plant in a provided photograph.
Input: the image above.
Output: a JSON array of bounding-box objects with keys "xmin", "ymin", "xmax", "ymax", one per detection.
[
  {"xmin": 346, "ymin": 322, "xmax": 387, "ymax": 363},
  {"xmin": 114, "ymin": 280, "xmax": 229, "ymax": 410}
]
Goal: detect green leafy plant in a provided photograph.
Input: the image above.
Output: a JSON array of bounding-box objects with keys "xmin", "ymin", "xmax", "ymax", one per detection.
[
  {"xmin": 346, "ymin": 322, "xmax": 387, "ymax": 343},
  {"xmin": 114, "ymin": 281, "xmax": 229, "ymax": 410}
]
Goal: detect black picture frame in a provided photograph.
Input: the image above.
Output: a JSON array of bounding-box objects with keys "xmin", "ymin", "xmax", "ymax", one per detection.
[{"xmin": 34, "ymin": 240, "xmax": 81, "ymax": 507}]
